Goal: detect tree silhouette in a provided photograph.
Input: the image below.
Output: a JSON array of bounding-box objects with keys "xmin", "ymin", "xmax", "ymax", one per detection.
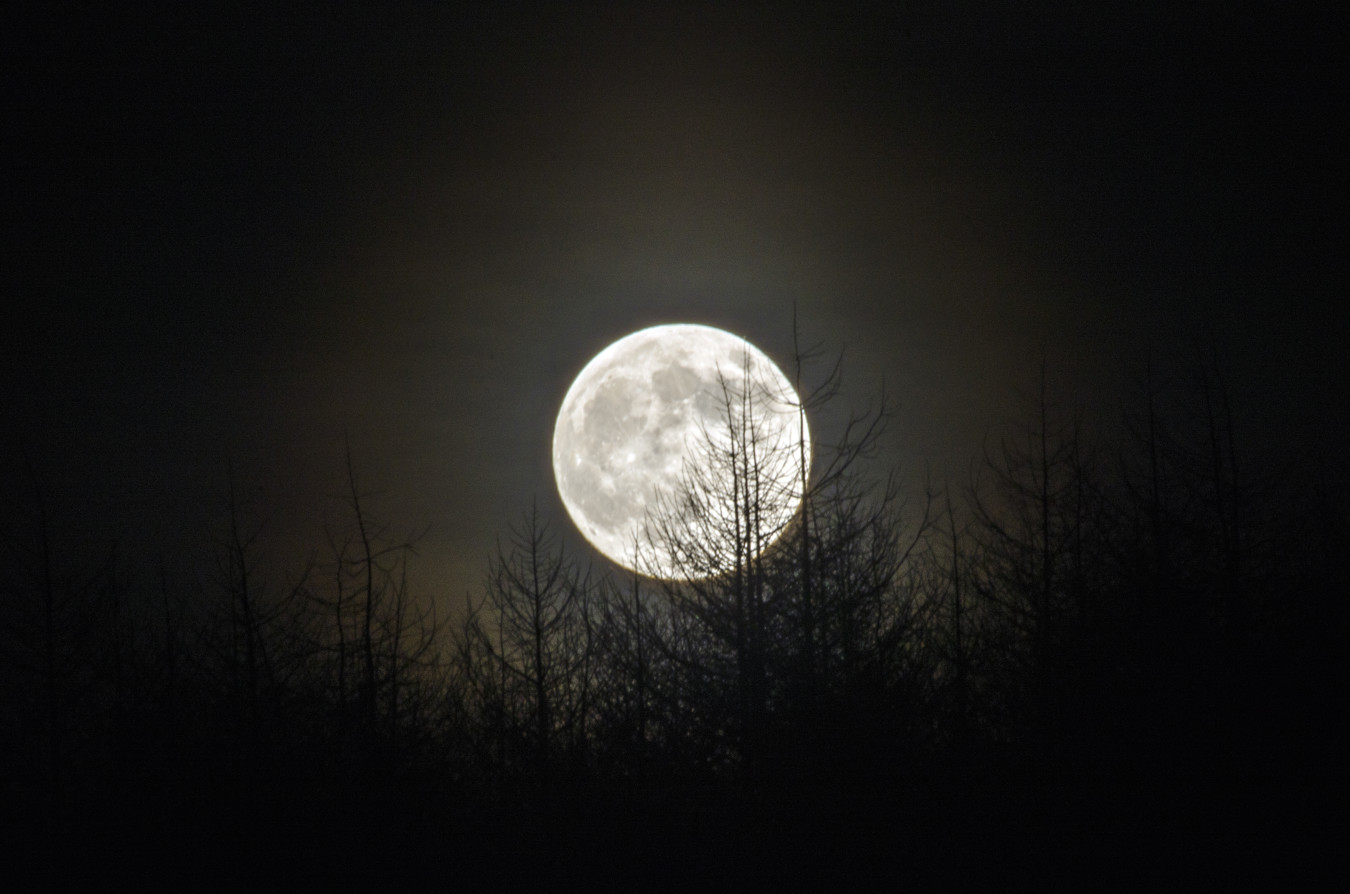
[
  {"xmin": 304, "ymin": 446, "xmax": 442, "ymax": 772},
  {"xmin": 2, "ymin": 333, "xmax": 1341, "ymax": 880},
  {"xmin": 0, "ymin": 479, "xmax": 117, "ymax": 804},
  {"xmin": 629, "ymin": 330, "xmax": 935, "ymax": 786},
  {"xmin": 457, "ymin": 503, "xmax": 593, "ymax": 785},
  {"xmin": 964, "ymin": 368, "xmax": 1111, "ymax": 751}
]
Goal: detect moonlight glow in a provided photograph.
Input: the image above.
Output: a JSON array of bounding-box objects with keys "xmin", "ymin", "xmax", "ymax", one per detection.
[{"xmin": 552, "ymin": 324, "xmax": 809, "ymax": 579}]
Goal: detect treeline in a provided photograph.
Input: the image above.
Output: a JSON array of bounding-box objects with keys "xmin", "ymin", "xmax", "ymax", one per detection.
[{"xmin": 1, "ymin": 350, "xmax": 1342, "ymax": 878}]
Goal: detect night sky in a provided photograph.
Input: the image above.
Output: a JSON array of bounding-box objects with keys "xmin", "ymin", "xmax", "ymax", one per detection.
[{"xmin": 5, "ymin": 3, "xmax": 1345, "ymax": 612}]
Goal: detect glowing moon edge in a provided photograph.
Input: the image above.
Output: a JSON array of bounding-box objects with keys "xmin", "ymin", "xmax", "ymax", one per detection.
[{"xmin": 552, "ymin": 323, "xmax": 810, "ymax": 580}]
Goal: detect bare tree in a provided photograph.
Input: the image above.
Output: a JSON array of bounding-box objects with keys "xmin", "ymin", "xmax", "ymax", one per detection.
[
  {"xmin": 638, "ymin": 328, "xmax": 934, "ymax": 782},
  {"xmin": 199, "ymin": 467, "xmax": 318, "ymax": 767},
  {"xmin": 0, "ymin": 478, "xmax": 117, "ymax": 801},
  {"xmin": 461, "ymin": 503, "xmax": 594, "ymax": 783},
  {"xmin": 306, "ymin": 444, "xmax": 442, "ymax": 767}
]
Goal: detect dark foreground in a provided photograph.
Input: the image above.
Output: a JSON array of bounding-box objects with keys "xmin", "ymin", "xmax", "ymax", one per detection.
[{"xmin": 6, "ymin": 743, "xmax": 1332, "ymax": 890}]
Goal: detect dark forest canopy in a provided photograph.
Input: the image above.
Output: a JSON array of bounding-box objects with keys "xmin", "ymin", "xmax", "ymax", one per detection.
[{"xmin": 2, "ymin": 346, "xmax": 1343, "ymax": 884}]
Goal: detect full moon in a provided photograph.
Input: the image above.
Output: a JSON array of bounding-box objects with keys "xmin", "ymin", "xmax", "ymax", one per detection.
[{"xmin": 553, "ymin": 324, "xmax": 810, "ymax": 579}]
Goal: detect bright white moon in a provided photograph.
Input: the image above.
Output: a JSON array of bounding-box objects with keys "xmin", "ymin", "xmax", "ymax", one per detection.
[{"xmin": 553, "ymin": 323, "xmax": 809, "ymax": 579}]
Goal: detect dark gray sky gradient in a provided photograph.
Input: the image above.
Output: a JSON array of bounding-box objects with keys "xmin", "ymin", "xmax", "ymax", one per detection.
[{"xmin": 5, "ymin": 3, "xmax": 1345, "ymax": 609}]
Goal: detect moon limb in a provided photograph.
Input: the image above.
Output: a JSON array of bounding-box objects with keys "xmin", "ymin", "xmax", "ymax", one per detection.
[{"xmin": 553, "ymin": 323, "xmax": 809, "ymax": 580}]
